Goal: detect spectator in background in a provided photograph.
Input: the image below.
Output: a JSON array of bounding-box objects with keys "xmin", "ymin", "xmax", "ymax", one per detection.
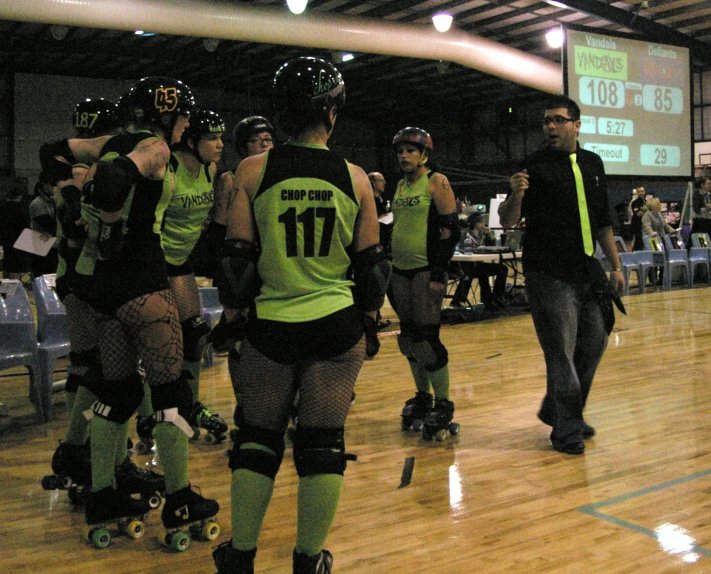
[
  {"xmin": 0, "ymin": 183, "xmax": 30, "ymax": 280},
  {"xmin": 29, "ymin": 175, "xmax": 58, "ymax": 278},
  {"xmin": 642, "ymin": 197, "xmax": 675, "ymax": 239},
  {"xmin": 629, "ymin": 187, "xmax": 647, "ymax": 250},
  {"xmin": 691, "ymin": 176, "xmax": 711, "ymax": 237}
]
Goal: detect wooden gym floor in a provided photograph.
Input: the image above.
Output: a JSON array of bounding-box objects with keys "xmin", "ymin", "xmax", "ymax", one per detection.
[{"xmin": 2, "ymin": 284, "xmax": 711, "ymax": 573}]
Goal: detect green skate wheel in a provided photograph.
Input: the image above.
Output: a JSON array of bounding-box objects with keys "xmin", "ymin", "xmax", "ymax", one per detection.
[
  {"xmin": 435, "ymin": 429, "xmax": 448, "ymax": 441},
  {"xmin": 126, "ymin": 520, "xmax": 145, "ymax": 539},
  {"xmin": 171, "ymin": 531, "xmax": 190, "ymax": 552},
  {"xmin": 90, "ymin": 527, "xmax": 111, "ymax": 549},
  {"xmin": 449, "ymin": 423, "xmax": 460, "ymax": 436},
  {"xmin": 202, "ymin": 520, "xmax": 220, "ymax": 541}
]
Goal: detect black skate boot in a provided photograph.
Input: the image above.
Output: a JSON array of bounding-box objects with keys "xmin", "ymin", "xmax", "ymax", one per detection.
[
  {"xmin": 400, "ymin": 391, "xmax": 433, "ymax": 432},
  {"xmin": 115, "ymin": 456, "xmax": 165, "ymax": 509},
  {"xmin": 293, "ymin": 549, "xmax": 333, "ymax": 574},
  {"xmin": 84, "ymin": 485, "xmax": 152, "ymax": 548},
  {"xmin": 135, "ymin": 414, "xmax": 156, "ymax": 455},
  {"xmin": 189, "ymin": 402, "xmax": 228, "ymax": 445},
  {"xmin": 421, "ymin": 398, "xmax": 460, "ymax": 441},
  {"xmin": 213, "ymin": 540, "xmax": 257, "ymax": 574},
  {"xmin": 159, "ymin": 484, "xmax": 220, "ymax": 552},
  {"xmin": 42, "ymin": 441, "xmax": 92, "ymax": 504}
]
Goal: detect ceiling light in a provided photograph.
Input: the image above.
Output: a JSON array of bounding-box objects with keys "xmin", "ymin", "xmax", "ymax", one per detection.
[
  {"xmin": 546, "ymin": 27, "xmax": 564, "ymax": 48},
  {"xmin": 287, "ymin": 0, "xmax": 308, "ymax": 15},
  {"xmin": 50, "ymin": 25, "xmax": 69, "ymax": 41},
  {"xmin": 432, "ymin": 12, "xmax": 453, "ymax": 33},
  {"xmin": 203, "ymin": 38, "xmax": 220, "ymax": 53}
]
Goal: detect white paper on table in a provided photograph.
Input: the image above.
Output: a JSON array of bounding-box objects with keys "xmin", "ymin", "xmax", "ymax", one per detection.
[
  {"xmin": 13, "ymin": 228, "xmax": 56, "ymax": 256},
  {"xmin": 379, "ymin": 212, "xmax": 393, "ymax": 225}
]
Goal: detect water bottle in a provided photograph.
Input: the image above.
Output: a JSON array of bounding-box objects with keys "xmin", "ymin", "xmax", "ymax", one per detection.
[{"xmin": 463, "ymin": 234, "xmax": 474, "ymax": 255}]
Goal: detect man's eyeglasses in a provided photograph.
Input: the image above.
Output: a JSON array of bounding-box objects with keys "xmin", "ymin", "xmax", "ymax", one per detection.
[
  {"xmin": 542, "ymin": 115, "xmax": 575, "ymax": 126},
  {"xmin": 248, "ymin": 137, "xmax": 274, "ymax": 145}
]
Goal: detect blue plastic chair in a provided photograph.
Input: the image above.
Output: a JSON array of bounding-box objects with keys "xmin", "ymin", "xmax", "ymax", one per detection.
[
  {"xmin": 642, "ymin": 235, "xmax": 667, "ymax": 289},
  {"xmin": 662, "ymin": 233, "xmax": 691, "ymax": 289},
  {"xmin": 0, "ymin": 280, "xmax": 44, "ymax": 420},
  {"xmin": 33, "ymin": 275, "xmax": 71, "ymax": 420},
  {"xmin": 614, "ymin": 236, "xmax": 642, "ymax": 296},
  {"xmin": 689, "ymin": 233, "xmax": 711, "ymax": 285},
  {"xmin": 198, "ymin": 287, "xmax": 223, "ymax": 367}
]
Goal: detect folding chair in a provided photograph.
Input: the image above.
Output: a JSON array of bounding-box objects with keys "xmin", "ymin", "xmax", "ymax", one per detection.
[
  {"xmin": 614, "ymin": 236, "xmax": 642, "ymax": 295},
  {"xmin": 642, "ymin": 235, "xmax": 666, "ymax": 290},
  {"xmin": 662, "ymin": 233, "xmax": 691, "ymax": 289},
  {"xmin": 33, "ymin": 275, "xmax": 71, "ymax": 420},
  {"xmin": 690, "ymin": 233, "xmax": 711, "ymax": 285},
  {"xmin": 0, "ymin": 280, "xmax": 44, "ymax": 420},
  {"xmin": 198, "ymin": 287, "xmax": 223, "ymax": 367}
]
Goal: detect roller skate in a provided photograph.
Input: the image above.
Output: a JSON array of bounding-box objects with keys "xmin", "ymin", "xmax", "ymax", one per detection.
[
  {"xmin": 188, "ymin": 402, "xmax": 228, "ymax": 445},
  {"xmin": 84, "ymin": 485, "xmax": 152, "ymax": 549},
  {"xmin": 213, "ymin": 540, "xmax": 257, "ymax": 574},
  {"xmin": 159, "ymin": 484, "xmax": 220, "ymax": 552},
  {"xmin": 421, "ymin": 398, "xmax": 460, "ymax": 441},
  {"xmin": 400, "ymin": 391, "xmax": 433, "ymax": 432},
  {"xmin": 293, "ymin": 549, "xmax": 333, "ymax": 574},
  {"xmin": 114, "ymin": 456, "xmax": 165, "ymax": 509},
  {"xmin": 41, "ymin": 441, "xmax": 92, "ymax": 504},
  {"xmin": 135, "ymin": 414, "xmax": 156, "ymax": 455}
]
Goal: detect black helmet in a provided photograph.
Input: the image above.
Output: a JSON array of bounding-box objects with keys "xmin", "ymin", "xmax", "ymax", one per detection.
[
  {"xmin": 392, "ymin": 127, "xmax": 434, "ymax": 153},
  {"xmin": 181, "ymin": 109, "xmax": 226, "ymax": 145},
  {"xmin": 233, "ymin": 116, "xmax": 274, "ymax": 155},
  {"xmin": 72, "ymin": 98, "xmax": 121, "ymax": 138},
  {"xmin": 124, "ymin": 76, "xmax": 195, "ymax": 132},
  {"xmin": 273, "ymin": 57, "xmax": 345, "ymax": 136}
]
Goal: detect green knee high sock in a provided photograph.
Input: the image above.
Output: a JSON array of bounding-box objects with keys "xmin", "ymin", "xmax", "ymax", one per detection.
[
  {"xmin": 64, "ymin": 386, "xmax": 98, "ymax": 445},
  {"xmin": 183, "ymin": 361, "xmax": 201, "ymax": 403},
  {"xmin": 114, "ymin": 421, "xmax": 130, "ymax": 466},
  {"xmin": 154, "ymin": 422, "xmax": 189, "ymax": 495},
  {"xmin": 230, "ymin": 467, "xmax": 275, "ymax": 552},
  {"xmin": 408, "ymin": 360, "xmax": 431, "ymax": 394},
  {"xmin": 90, "ymin": 417, "xmax": 121, "ymax": 491},
  {"xmin": 296, "ymin": 474, "xmax": 343, "ymax": 557},
  {"xmin": 65, "ymin": 391, "xmax": 76, "ymax": 419},
  {"xmin": 427, "ymin": 364, "xmax": 450, "ymax": 400}
]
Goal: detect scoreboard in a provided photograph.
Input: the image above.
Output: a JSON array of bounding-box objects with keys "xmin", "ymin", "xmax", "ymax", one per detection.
[{"xmin": 564, "ymin": 26, "xmax": 692, "ymax": 178}]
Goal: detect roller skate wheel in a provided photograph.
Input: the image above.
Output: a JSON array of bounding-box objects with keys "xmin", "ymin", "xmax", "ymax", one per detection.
[
  {"xmin": 147, "ymin": 493, "xmax": 162, "ymax": 509},
  {"xmin": 204, "ymin": 433, "xmax": 217, "ymax": 446},
  {"xmin": 41, "ymin": 475, "xmax": 59, "ymax": 490},
  {"xmin": 412, "ymin": 419, "xmax": 424, "ymax": 432},
  {"xmin": 191, "ymin": 428, "xmax": 201, "ymax": 441},
  {"xmin": 126, "ymin": 520, "xmax": 145, "ymax": 539},
  {"xmin": 136, "ymin": 441, "xmax": 153, "ymax": 455},
  {"xmin": 171, "ymin": 531, "xmax": 191, "ymax": 552},
  {"xmin": 435, "ymin": 429, "xmax": 448, "ymax": 441},
  {"xmin": 158, "ymin": 531, "xmax": 170, "ymax": 546},
  {"xmin": 61, "ymin": 475, "xmax": 74, "ymax": 489},
  {"xmin": 202, "ymin": 520, "xmax": 221, "ymax": 541},
  {"xmin": 89, "ymin": 527, "xmax": 111, "ymax": 549},
  {"xmin": 449, "ymin": 423, "xmax": 460, "ymax": 436}
]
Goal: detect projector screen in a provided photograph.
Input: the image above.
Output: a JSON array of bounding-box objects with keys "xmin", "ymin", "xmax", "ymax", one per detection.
[{"xmin": 564, "ymin": 25, "xmax": 692, "ymax": 178}]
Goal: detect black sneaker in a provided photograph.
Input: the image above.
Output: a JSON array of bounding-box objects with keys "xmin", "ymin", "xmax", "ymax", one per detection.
[
  {"xmin": 293, "ymin": 549, "xmax": 333, "ymax": 574},
  {"xmin": 213, "ymin": 540, "xmax": 257, "ymax": 574}
]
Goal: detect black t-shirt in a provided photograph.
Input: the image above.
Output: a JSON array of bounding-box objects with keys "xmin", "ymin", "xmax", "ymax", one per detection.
[{"xmin": 516, "ymin": 144, "xmax": 611, "ymax": 281}]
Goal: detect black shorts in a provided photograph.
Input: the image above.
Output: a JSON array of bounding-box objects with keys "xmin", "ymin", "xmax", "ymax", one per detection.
[
  {"xmin": 74, "ymin": 241, "xmax": 169, "ymax": 315},
  {"xmin": 246, "ymin": 305, "xmax": 364, "ymax": 365},
  {"xmin": 166, "ymin": 260, "xmax": 194, "ymax": 277}
]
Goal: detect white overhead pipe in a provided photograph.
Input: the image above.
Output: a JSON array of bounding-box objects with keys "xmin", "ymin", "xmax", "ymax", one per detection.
[{"xmin": 1, "ymin": 0, "xmax": 563, "ymax": 94}]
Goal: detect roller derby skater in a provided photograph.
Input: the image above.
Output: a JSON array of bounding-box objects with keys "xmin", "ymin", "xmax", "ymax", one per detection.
[
  {"xmin": 188, "ymin": 401, "xmax": 228, "ymax": 445},
  {"xmin": 387, "ymin": 126, "xmax": 460, "ymax": 442},
  {"xmin": 84, "ymin": 485, "xmax": 152, "ymax": 548},
  {"xmin": 421, "ymin": 398, "xmax": 460, "ymax": 441},
  {"xmin": 213, "ymin": 57, "xmax": 388, "ymax": 573}
]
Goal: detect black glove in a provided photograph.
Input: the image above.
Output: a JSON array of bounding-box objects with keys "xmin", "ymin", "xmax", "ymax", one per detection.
[
  {"xmin": 364, "ymin": 314, "xmax": 380, "ymax": 360},
  {"xmin": 429, "ymin": 266, "xmax": 447, "ymax": 285},
  {"xmin": 97, "ymin": 219, "xmax": 124, "ymax": 261},
  {"xmin": 209, "ymin": 312, "xmax": 246, "ymax": 354}
]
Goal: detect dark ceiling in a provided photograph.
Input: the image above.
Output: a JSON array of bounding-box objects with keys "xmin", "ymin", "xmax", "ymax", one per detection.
[{"xmin": 2, "ymin": 0, "xmax": 711, "ymax": 125}]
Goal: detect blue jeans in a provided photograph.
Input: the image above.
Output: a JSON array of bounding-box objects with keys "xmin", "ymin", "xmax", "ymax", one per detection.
[{"xmin": 526, "ymin": 272, "xmax": 608, "ymax": 448}]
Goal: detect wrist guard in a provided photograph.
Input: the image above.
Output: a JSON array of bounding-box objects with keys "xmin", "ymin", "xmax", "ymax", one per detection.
[
  {"xmin": 429, "ymin": 266, "xmax": 447, "ymax": 285},
  {"xmin": 363, "ymin": 314, "xmax": 380, "ymax": 359},
  {"xmin": 89, "ymin": 156, "xmax": 141, "ymax": 211},
  {"xmin": 432, "ymin": 212, "xmax": 460, "ymax": 271},
  {"xmin": 215, "ymin": 239, "xmax": 261, "ymax": 309},
  {"xmin": 351, "ymin": 244, "xmax": 392, "ymax": 312},
  {"xmin": 97, "ymin": 219, "xmax": 124, "ymax": 260}
]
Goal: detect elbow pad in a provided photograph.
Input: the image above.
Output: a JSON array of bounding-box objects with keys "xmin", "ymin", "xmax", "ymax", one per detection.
[
  {"xmin": 351, "ymin": 244, "xmax": 392, "ymax": 312},
  {"xmin": 432, "ymin": 213, "xmax": 460, "ymax": 270},
  {"xmin": 215, "ymin": 239, "xmax": 261, "ymax": 309},
  {"xmin": 39, "ymin": 140, "xmax": 76, "ymax": 185},
  {"xmin": 90, "ymin": 156, "xmax": 142, "ymax": 212}
]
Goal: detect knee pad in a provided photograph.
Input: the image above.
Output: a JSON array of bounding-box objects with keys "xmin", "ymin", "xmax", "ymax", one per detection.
[
  {"xmin": 150, "ymin": 376, "xmax": 195, "ymax": 437},
  {"xmin": 293, "ymin": 426, "xmax": 347, "ymax": 478},
  {"xmin": 229, "ymin": 423, "xmax": 285, "ymax": 480},
  {"xmin": 181, "ymin": 315, "xmax": 211, "ymax": 362},
  {"xmin": 397, "ymin": 322, "xmax": 416, "ymax": 358},
  {"xmin": 88, "ymin": 374, "xmax": 144, "ymax": 424},
  {"xmin": 411, "ymin": 325, "xmax": 448, "ymax": 371},
  {"xmin": 68, "ymin": 349, "xmax": 103, "ymax": 393}
]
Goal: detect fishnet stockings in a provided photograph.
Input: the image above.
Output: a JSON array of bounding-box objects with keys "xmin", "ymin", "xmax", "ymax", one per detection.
[
  {"xmin": 239, "ymin": 338, "xmax": 365, "ymax": 432},
  {"xmin": 168, "ymin": 273, "xmax": 201, "ymax": 321},
  {"xmin": 64, "ymin": 293, "xmax": 101, "ymax": 377}
]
